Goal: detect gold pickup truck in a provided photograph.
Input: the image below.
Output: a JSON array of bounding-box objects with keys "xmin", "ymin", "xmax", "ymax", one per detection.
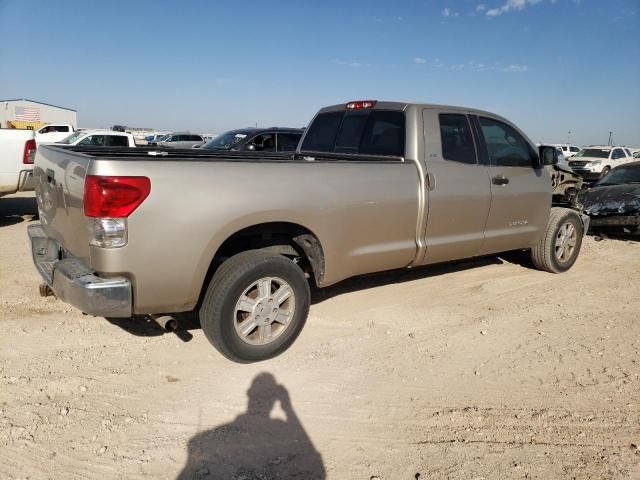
[{"xmin": 29, "ymin": 100, "xmax": 587, "ymax": 362}]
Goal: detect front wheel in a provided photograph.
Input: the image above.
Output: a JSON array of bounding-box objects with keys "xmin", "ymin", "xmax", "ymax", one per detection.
[
  {"xmin": 600, "ymin": 166, "xmax": 611, "ymax": 178},
  {"xmin": 531, "ymin": 207, "xmax": 584, "ymax": 273},
  {"xmin": 199, "ymin": 251, "xmax": 311, "ymax": 363}
]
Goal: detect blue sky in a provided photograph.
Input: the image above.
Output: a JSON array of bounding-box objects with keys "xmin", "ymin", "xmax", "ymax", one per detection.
[{"xmin": 1, "ymin": 0, "xmax": 638, "ymax": 146}]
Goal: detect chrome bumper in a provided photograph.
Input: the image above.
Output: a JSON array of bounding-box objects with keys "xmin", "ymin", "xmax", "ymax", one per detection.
[
  {"xmin": 28, "ymin": 224, "xmax": 132, "ymax": 317},
  {"xmin": 18, "ymin": 169, "xmax": 35, "ymax": 191}
]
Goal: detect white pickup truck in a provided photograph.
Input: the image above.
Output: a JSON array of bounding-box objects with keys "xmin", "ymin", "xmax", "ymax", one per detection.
[
  {"xmin": 35, "ymin": 124, "xmax": 75, "ymax": 144},
  {"xmin": 0, "ymin": 129, "xmax": 37, "ymax": 197},
  {"xmin": 55, "ymin": 129, "xmax": 137, "ymax": 148}
]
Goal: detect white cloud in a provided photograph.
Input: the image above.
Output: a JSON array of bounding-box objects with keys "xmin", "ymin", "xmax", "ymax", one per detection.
[
  {"xmin": 442, "ymin": 7, "xmax": 460, "ymax": 17},
  {"xmin": 476, "ymin": 3, "xmax": 487, "ymax": 11},
  {"xmin": 414, "ymin": 57, "xmax": 427, "ymax": 64},
  {"xmin": 427, "ymin": 58, "xmax": 529, "ymax": 73},
  {"xmin": 486, "ymin": 0, "xmax": 544, "ymax": 17},
  {"xmin": 333, "ymin": 59, "xmax": 369, "ymax": 68},
  {"xmin": 498, "ymin": 63, "xmax": 530, "ymax": 72}
]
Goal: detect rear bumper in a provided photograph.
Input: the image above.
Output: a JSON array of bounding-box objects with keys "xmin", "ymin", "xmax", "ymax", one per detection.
[
  {"xmin": 18, "ymin": 169, "xmax": 35, "ymax": 191},
  {"xmin": 589, "ymin": 215, "xmax": 640, "ymax": 227},
  {"xmin": 569, "ymin": 169, "xmax": 602, "ymax": 180},
  {"xmin": 28, "ymin": 224, "xmax": 132, "ymax": 317}
]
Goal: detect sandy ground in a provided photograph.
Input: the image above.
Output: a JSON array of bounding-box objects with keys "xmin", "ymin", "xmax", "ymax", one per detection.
[{"xmin": 0, "ymin": 192, "xmax": 639, "ymax": 480}]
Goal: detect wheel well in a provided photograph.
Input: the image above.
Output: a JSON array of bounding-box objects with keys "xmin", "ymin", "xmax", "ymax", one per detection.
[{"xmin": 197, "ymin": 222, "xmax": 325, "ymax": 308}]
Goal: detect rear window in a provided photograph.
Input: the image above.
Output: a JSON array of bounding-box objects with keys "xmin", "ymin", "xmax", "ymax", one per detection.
[{"xmin": 301, "ymin": 110, "xmax": 405, "ymax": 157}]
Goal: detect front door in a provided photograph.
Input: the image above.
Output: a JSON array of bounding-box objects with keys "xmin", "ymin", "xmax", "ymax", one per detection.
[
  {"xmin": 420, "ymin": 109, "xmax": 492, "ymax": 265},
  {"xmin": 473, "ymin": 115, "xmax": 551, "ymax": 255}
]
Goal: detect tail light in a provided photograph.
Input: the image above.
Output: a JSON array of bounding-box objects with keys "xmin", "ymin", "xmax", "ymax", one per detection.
[
  {"xmin": 84, "ymin": 175, "xmax": 151, "ymax": 248},
  {"xmin": 84, "ymin": 175, "xmax": 151, "ymax": 218},
  {"xmin": 23, "ymin": 139, "xmax": 37, "ymax": 164},
  {"xmin": 345, "ymin": 100, "xmax": 377, "ymax": 110}
]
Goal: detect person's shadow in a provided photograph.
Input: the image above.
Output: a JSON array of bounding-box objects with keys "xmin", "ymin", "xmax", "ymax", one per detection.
[{"xmin": 177, "ymin": 373, "xmax": 325, "ymax": 480}]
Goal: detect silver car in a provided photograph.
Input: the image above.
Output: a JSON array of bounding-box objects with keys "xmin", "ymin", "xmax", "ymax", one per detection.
[{"xmin": 152, "ymin": 133, "xmax": 204, "ymax": 149}]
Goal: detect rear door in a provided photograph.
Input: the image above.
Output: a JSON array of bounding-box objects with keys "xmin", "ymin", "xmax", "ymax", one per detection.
[
  {"xmin": 419, "ymin": 109, "xmax": 491, "ymax": 265},
  {"xmin": 474, "ymin": 115, "xmax": 551, "ymax": 254}
]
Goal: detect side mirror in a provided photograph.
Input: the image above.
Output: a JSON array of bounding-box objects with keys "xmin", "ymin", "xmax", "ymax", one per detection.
[
  {"xmin": 539, "ymin": 146, "xmax": 558, "ymax": 167},
  {"xmin": 245, "ymin": 144, "xmax": 256, "ymax": 151}
]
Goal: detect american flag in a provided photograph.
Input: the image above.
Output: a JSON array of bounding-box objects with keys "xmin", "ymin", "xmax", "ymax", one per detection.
[{"xmin": 15, "ymin": 106, "xmax": 41, "ymax": 121}]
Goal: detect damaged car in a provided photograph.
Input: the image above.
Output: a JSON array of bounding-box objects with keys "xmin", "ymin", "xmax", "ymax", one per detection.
[{"xmin": 580, "ymin": 161, "xmax": 640, "ymax": 234}]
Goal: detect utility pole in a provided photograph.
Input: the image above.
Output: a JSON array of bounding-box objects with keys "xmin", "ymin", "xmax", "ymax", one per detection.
[
  {"xmin": 567, "ymin": 130, "xmax": 571, "ymax": 143},
  {"xmin": 608, "ymin": 131, "xmax": 613, "ymax": 146}
]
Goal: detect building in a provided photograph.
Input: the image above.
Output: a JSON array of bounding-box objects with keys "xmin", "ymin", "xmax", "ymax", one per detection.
[{"xmin": 0, "ymin": 98, "xmax": 77, "ymax": 130}]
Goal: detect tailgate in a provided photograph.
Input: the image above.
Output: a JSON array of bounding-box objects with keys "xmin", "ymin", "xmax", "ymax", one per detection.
[{"xmin": 33, "ymin": 145, "xmax": 92, "ymax": 264}]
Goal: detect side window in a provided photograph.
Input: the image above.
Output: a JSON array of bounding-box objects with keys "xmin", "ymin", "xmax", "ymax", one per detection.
[
  {"xmin": 108, "ymin": 135, "xmax": 129, "ymax": 147},
  {"xmin": 300, "ymin": 112, "xmax": 343, "ymax": 152},
  {"xmin": 611, "ymin": 149, "xmax": 621, "ymax": 160},
  {"xmin": 276, "ymin": 133, "xmax": 302, "ymax": 152},
  {"xmin": 624, "ymin": 148, "xmax": 631, "ymax": 157},
  {"xmin": 570, "ymin": 147, "xmax": 580, "ymax": 152},
  {"xmin": 249, "ymin": 133, "xmax": 275, "ymax": 152},
  {"xmin": 189, "ymin": 135, "xmax": 202, "ymax": 141},
  {"xmin": 479, "ymin": 117, "xmax": 534, "ymax": 167},
  {"xmin": 438, "ymin": 113, "xmax": 477, "ymax": 164},
  {"xmin": 79, "ymin": 135, "xmax": 107, "ymax": 146},
  {"xmin": 55, "ymin": 126, "xmax": 69, "ymax": 132}
]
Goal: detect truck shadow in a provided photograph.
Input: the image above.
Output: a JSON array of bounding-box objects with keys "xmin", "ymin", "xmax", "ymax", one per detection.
[
  {"xmin": 0, "ymin": 194, "xmax": 38, "ymax": 227},
  {"xmin": 176, "ymin": 373, "xmax": 326, "ymax": 480},
  {"xmin": 312, "ymin": 255, "xmax": 509, "ymax": 304},
  {"xmin": 107, "ymin": 255, "xmax": 525, "ymax": 339}
]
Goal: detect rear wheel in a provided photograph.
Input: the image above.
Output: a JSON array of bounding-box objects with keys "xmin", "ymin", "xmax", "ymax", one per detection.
[
  {"xmin": 199, "ymin": 251, "xmax": 310, "ymax": 363},
  {"xmin": 531, "ymin": 207, "xmax": 583, "ymax": 273}
]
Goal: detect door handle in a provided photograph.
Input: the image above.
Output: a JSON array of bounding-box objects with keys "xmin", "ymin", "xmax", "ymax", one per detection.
[{"xmin": 492, "ymin": 175, "xmax": 509, "ymax": 186}]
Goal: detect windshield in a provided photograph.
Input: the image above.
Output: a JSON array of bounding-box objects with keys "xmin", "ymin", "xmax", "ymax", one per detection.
[
  {"xmin": 56, "ymin": 132, "xmax": 85, "ymax": 144},
  {"xmin": 155, "ymin": 134, "xmax": 169, "ymax": 142},
  {"xmin": 574, "ymin": 148, "xmax": 610, "ymax": 159},
  {"xmin": 595, "ymin": 165, "xmax": 640, "ymax": 186},
  {"xmin": 201, "ymin": 131, "xmax": 249, "ymax": 150}
]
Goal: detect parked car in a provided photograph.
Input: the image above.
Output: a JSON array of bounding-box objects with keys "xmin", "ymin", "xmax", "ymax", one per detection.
[
  {"xmin": 568, "ymin": 146, "xmax": 634, "ymax": 180},
  {"xmin": 554, "ymin": 144, "xmax": 581, "ymax": 158},
  {"xmin": 201, "ymin": 128, "xmax": 304, "ymax": 152},
  {"xmin": 0, "ymin": 129, "xmax": 37, "ymax": 197},
  {"xmin": 35, "ymin": 124, "xmax": 76, "ymax": 144},
  {"xmin": 56, "ymin": 129, "xmax": 136, "ymax": 148},
  {"xmin": 144, "ymin": 133, "xmax": 169, "ymax": 143},
  {"xmin": 149, "ymin": 133, "xmax": 205, "ymax": 149},
  {"xmin": 580, "ymin": 161, "xmax": 640, "ymax": 233},
  {"xmin": 29, "ymin": 100, "xmax": 587, "ymax": 362}
]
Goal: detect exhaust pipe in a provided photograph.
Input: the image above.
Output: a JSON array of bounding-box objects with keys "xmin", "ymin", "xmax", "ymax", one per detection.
[
  {"xmin": 39, "ymin": 283, "xmax": 54, "ymax": 297},
  {"xmin": 151, "ymin": 314, "xmax": 178, "ymax": 332}
]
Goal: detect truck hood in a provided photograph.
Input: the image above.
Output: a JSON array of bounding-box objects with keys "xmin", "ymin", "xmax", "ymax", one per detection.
[{"xmin": 579, "ymin": 184, "xmax": 640, "ymax": 216}]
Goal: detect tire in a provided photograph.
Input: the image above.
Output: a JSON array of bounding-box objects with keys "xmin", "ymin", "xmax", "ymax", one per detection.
[
  {"xmin": 531, "ymin": 207, "xmax": 584, "ymax": 273},
  {"xmin": 199, "ymin": 250, "xmax": 310, "ymax": 363},
  {"xmin": 600, "ymin": 166, "xmax": 611, "ymax": 178}
]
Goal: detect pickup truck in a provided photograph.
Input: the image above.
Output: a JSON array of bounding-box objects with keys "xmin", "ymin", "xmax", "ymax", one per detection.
[
  {"xmin": 35, "ymin": 124, "xmax": 76, "ymax": 144},
  {"xmin": 0, "ymin": 129, "xmax": 37, "ymax": 197},
  {"xmin": 28, "ymin": 100, "xmax": 587, "ymax": 363}
]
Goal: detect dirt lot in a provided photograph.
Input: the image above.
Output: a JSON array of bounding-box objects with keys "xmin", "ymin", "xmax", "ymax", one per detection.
[{"xmin": 1, "ymin": 192, "xmax": 639, "ymax": 480}]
